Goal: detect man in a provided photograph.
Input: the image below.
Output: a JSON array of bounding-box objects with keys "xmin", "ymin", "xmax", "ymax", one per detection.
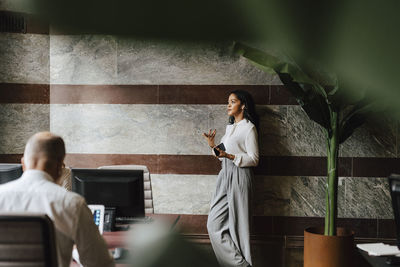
[{"xmin": 0, "ymin": 132, "xmax": 114, "ymax": 267}]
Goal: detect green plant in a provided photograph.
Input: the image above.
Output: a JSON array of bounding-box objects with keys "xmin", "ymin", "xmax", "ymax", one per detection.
[{"xmin": 234, "ymin": 42, "xmax": 377, "ymax": 236}]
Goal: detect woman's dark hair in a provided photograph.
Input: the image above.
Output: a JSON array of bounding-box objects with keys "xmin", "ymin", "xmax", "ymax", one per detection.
[{"xmin": 228, "ymin": 90, "xmax": 259, "ymax": 131}]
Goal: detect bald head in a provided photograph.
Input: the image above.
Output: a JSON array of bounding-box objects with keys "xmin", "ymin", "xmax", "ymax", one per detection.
[{"xmin": 23, "ymin": 132, "xmax": 66, "ymax": 181}]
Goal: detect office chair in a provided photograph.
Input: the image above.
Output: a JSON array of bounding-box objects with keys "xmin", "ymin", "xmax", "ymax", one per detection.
[{"xmin": 0, "ymin": 213, "xmax": 58, "ymax": 267}]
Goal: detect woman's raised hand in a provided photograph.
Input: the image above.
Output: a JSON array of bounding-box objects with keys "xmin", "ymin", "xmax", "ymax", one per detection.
[{"xmin": 203, "ymin": 129, "xmax": 216, "ymax": 148}]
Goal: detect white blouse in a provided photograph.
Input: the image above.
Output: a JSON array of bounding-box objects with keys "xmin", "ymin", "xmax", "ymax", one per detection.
[{"xmin": 213, "ymin": 119, "xmax": 259, "ymax": 168}]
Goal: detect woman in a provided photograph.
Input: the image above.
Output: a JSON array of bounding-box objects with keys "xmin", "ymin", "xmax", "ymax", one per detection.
[{"xmin": 203, "ymin": 90, "xmax": 259, "ymax": 267}]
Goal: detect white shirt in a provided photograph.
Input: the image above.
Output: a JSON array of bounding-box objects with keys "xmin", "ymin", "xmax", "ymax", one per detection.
[
  {"xmin": 215, "ymin": 119, "xmax": 259, "ymax": 167},
  {"xmin": 0, "ymin": 170, "xmax": 114, "ymax": 267}
]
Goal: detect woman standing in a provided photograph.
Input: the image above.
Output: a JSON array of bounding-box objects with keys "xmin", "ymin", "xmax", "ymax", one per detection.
[{"xmin": 203, "ymin": 90, "xmax": 259, "ymax": 267}]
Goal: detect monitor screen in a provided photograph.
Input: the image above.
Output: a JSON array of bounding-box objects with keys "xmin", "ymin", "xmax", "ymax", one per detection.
[
  {"xmin": 0, "ymin": 164, "xmax": 23, "ymax": 184},
  {"xmin": 71, "ymin": 168, "xmax": 145, "ymax": 218}
]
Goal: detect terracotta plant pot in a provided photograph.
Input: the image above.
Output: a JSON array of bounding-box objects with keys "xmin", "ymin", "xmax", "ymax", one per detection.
[{"xmin": 304, "ymin": 227, "xmax": 355, "ymax": 267}]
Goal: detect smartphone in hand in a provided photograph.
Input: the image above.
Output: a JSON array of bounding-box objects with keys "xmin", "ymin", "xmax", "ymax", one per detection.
[{"xmin": 213, "ymin": 143, "xmax": 226, "ymax": 156}]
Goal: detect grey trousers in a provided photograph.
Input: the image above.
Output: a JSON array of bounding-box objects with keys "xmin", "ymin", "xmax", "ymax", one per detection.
[{"xmin": 207, "ymin": 159, "xmax": 253, "ymax": 267}]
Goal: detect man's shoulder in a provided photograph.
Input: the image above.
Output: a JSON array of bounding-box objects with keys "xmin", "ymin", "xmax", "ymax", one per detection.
[
  {"xmin": 55, "ymin": 188, "xmax": 86, "ymax": 208},
  {"xmin": 0, "ymin": 177, "xmax": 24, "ymax": 190},
  {"xmin": 36, "ymin": 181, "xmax": 87, "ymax": 211}
]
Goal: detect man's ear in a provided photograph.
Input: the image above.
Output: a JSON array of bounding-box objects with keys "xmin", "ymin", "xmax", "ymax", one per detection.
[
  {"xmin": 21, "ymin": 157, "xmax": 26, "ymax": 171},
  {"xmin": 54, "ymin": 160, "xmax": 64, "ymax": 184}
]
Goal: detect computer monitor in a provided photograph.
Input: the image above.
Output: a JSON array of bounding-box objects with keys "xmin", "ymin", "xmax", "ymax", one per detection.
[
  {"xmin": 388, "ymin": 174, "xmax": 400, "ymax": 249},
  {"xmin": 0, "ymin": 164, "xmax": 23, "ymax": 184},
  {"xmin": 71, "ymin": 168, "xmax": 145, "ymax": 219}
]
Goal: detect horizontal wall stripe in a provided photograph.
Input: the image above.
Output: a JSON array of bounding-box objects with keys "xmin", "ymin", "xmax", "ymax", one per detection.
[
  {"xmin": 353, "ymin": 157, "xmax": 400, "ymax": 177},
  {"xmin": 173, "ymin": 214, "xmax": 395, "ymax": 238},
  {"xmin": 270, "ymin": 85, "xmax": 298, "ymax": 105},
  {"xmin": 0, "ymin": 11, "xmax": 49, "ymax": 34},
  {"xmin": 63, "ymin": 154, "xmax": 220, "ymax": 175},
  {"xmin": 1, "ymin": 154, "xmax": 399, "ymax": 177},
  {"xmin": 0, "ymin": 154, "xmax": 22, "ymax": 163},
  {"xmin": 0, "ymin": 83, "xmax": 49, "ymax": 103},
  {"xmin": 259, "ymin": 156, "xmax": 352, "ymax": 177},
  {"xmin": 49, "ymin": 84, "xmax": 293, "ymax": 105},
  {"xmin": 66, "ymin": 154, "xmax": 342, "ymax": 176},
  {"xmin": 50, "ymin": 84, "xmax": 158, "ymax": 104},
  {"xmin": 3, "ymin": 84, "xmax": 299, "ymax": 105},
  {"xmin": 157, "ymin": 85, "xmax": 270, "ymax": 105}
]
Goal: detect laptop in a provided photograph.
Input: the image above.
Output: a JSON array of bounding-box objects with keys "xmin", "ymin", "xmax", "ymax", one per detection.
[{"xmin": 88, "ymin": 204, "xmax": 105, "ymax": 234}]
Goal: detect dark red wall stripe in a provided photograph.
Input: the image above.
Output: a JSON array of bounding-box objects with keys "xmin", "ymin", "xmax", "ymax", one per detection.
[
  {"xmin": 353, "ymin": 158, "xmax": 400, "ymax": 178},
  {"xmin": 50, "ymin": 84, "xmax": 273, "ymax": 104},
  {"xmin": 157, "ymin": 85, "xmax": 270, "ymax": 105},
  {"xmin": 46, "ymin": 84, "xmax": 295, "ymax": 105},
  {"xmin": 270, "ymin": 85, "xmax": 298, "ymax": 105},
  {"xmin": 0, "ymin": 154, "xmax": 22, "ymax": 163},
  {"xmin": 2, "ymin": 154, "xmax": 399, "ymax": 177},
  {"xmin": 3, "ymin": 84, "xmax": 298, "ymax": 105},
  {"xmin": 0, "ymin": 83, "xmax": 49, "ymax": 104},
  {"xmin": 50, "ymin": 84, "xmax": 158, "ymax": 104}
]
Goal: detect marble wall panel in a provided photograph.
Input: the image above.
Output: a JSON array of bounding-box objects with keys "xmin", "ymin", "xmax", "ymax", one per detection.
[
  {"xmin": 253, "ymin": 176, "xmax": 291, "ymax": 216},
  {"xmin": 157, "ymin": 105, "xmax": 214, "ymax": 155},
  {"xmin": 50, "ymin": 104, "xmax": 217, "ymax": 154},
  {"xmin": 151, "ymin": 174, "xmax": 217, "ymax": 214},
  {"xmin": 343, "ymin": 177, "xmax": 392, "ymax": 219},
  {"xmin": 50, "ymin": 103, "xmax": 398, "ymax": 160},
  {"xmin": 50, "ymin": 35, "xmax": 117, "ymax": 84},
  {"xmin": 289, "ymin": 176, "xmax": 345, "ymax": 217},
  {"xmin": 286, "ymin": 106, "xmax": 397, "ymax": 158},
  {"xmin": 51, "ymin": 104, "xmax": 161, "ymax": 154},
  {"xmin": 286, "ymin": 106, "xmax": 327, "ymax": 157},
  {"xmin": 207, "ymin": 105, "xmax": 229, "ymax": 145},
  {"xmin": 117, "ymin": 38, "xmax": 274, "ymax": 85},
  {"xmin": 256, "ymin": 176, "xmax": 391, "ymax": 219},
  {"xmin": 0, "ymin": 104, "xmax": 49, "ymax": 153},
  {"xmin": 49, "ymin": 35, "xmax": 277, "ymax": 85},
  {"xmin": 254, "ymin": 175, "xmax": 391, "ymax": 219},
  {"xmin": 258, "ymin": 105, "xmax": 289, "ymax": 156},
  {"xmin": 50, "ymin": 104, "xmax": 294, "ymax": 156},
  {"xmin": 0, "ymin": 33, "xmax": 49, "ymax": 84},
  {"xmin": 340, "ymin": 117, "xmax": 396, "ymax": 158},
  {"xmin": 150, "ymin": 174, "xmax": 391, "ymax": 219}
]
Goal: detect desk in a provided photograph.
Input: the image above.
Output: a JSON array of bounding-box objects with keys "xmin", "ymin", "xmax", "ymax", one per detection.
[{"xmin": 359, "ymin": 250, "xmax": 400, "ymax": 267}]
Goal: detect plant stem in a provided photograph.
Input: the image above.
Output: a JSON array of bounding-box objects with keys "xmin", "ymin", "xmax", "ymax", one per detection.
[
  {"xmin": 325, "ymin": 134, "xmax": 330, "ymax": 235},
  {"xmin": 325, "ymin": 111, "xmax": 339, "ymax": 236}
]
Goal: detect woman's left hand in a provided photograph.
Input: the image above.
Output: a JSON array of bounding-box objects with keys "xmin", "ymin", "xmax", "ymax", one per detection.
[{"xmin": 215, "ymin": 148, "xmax": 234, "ymax": 160}]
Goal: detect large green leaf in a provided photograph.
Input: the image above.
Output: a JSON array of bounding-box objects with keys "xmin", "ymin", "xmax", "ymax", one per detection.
[
  {"xmin": 338, "ymin": 102, "xmax": 377, "ymax": 144},
  {"xmin": 328, "ymin": 78, "xmax": 371, "ymax": 112},
  {"xmin": 234, "ymin": 42, "xmax": 331, "ymax": 130},
  {"xmin": 278, "ymin": 73, "xmax": 331, "ymax": 130},
  {"xmin": 234, "ymin": 42, "xmax": 321, "ymax": 89}
]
